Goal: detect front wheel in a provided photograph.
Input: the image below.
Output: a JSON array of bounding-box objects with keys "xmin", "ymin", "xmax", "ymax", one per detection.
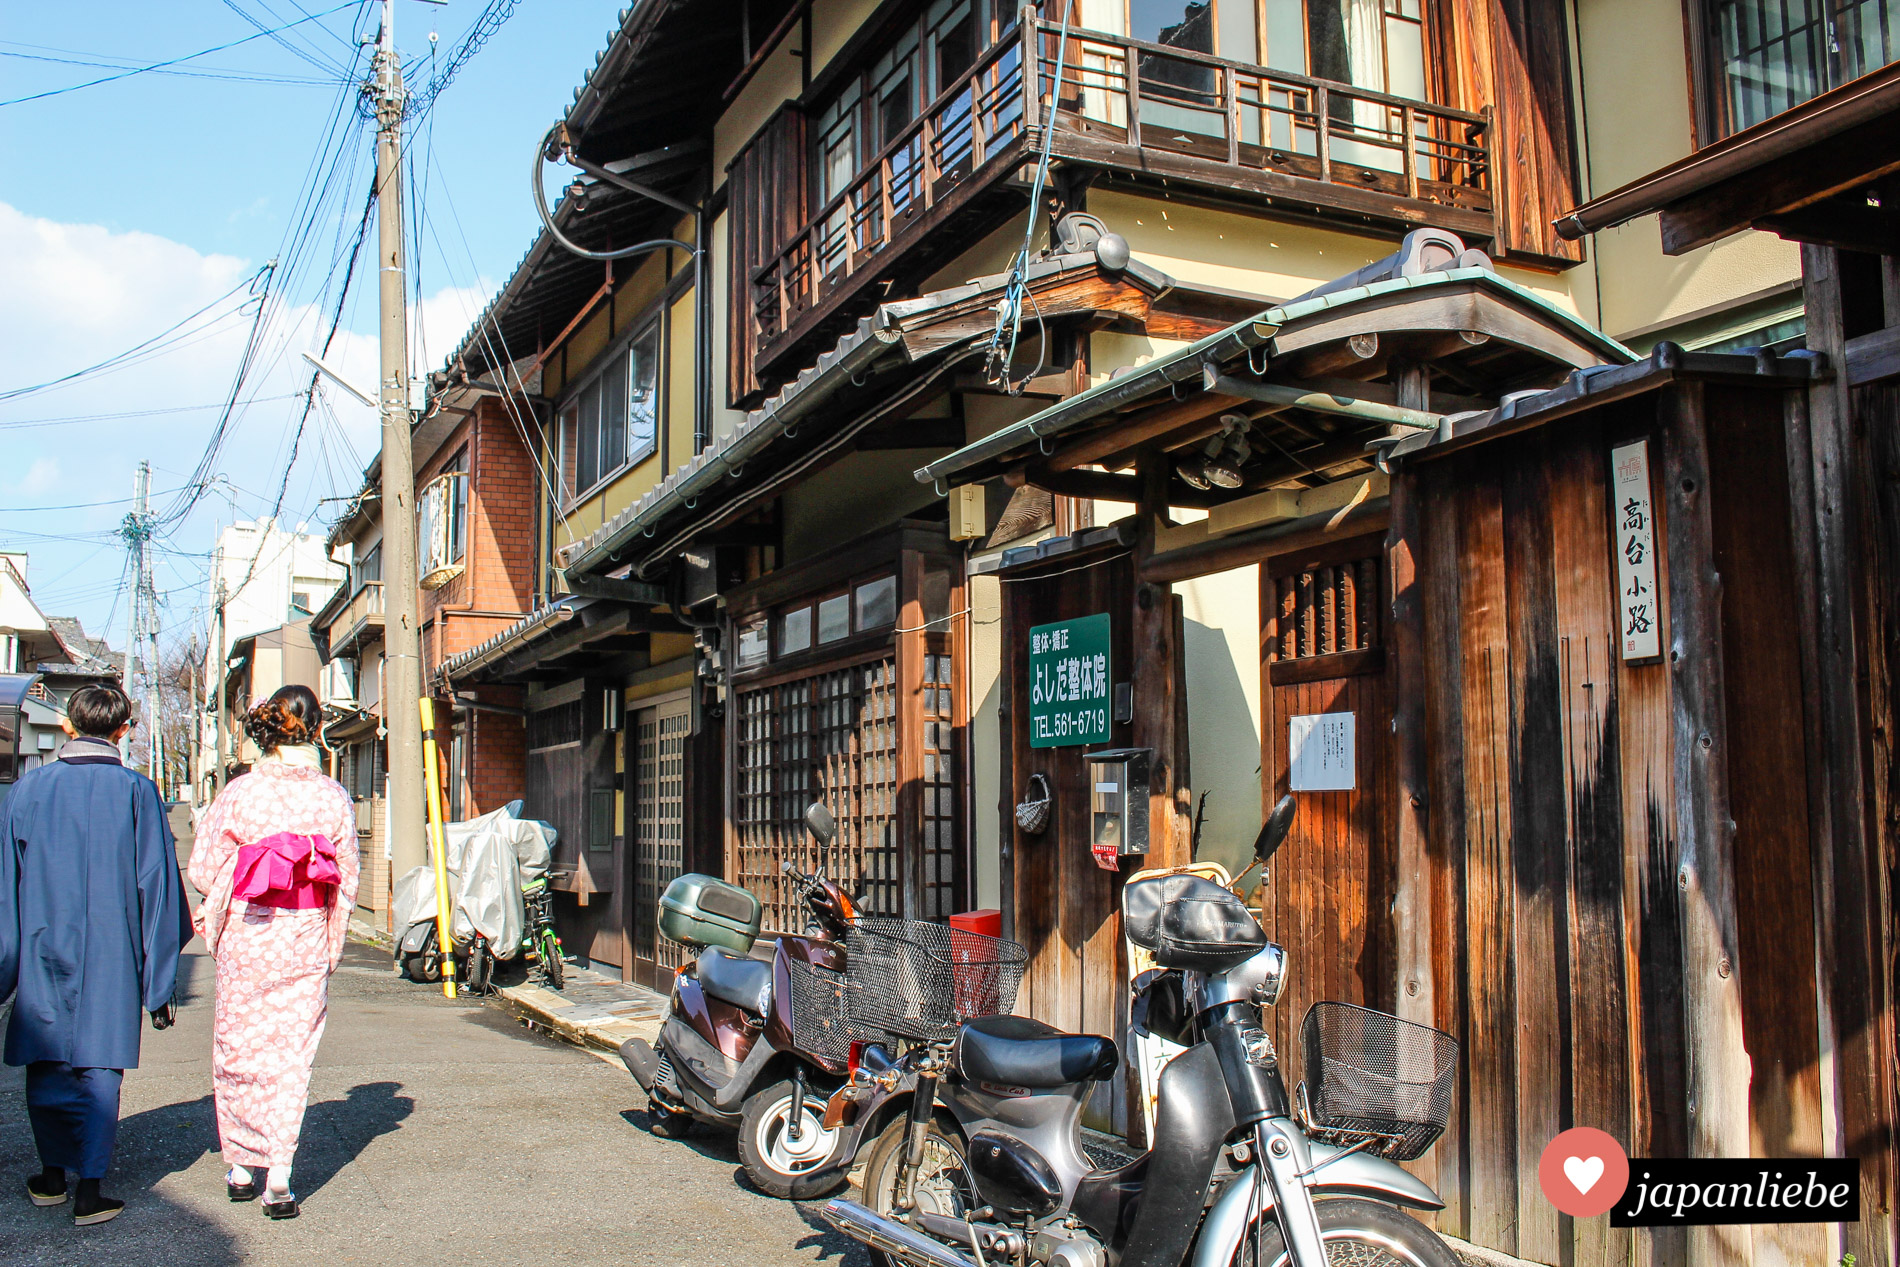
[
  {"xmin": 538, "ymin": 930, "xmax": 564, "ymax": 991},
  {"xmin": 1228, "ymin": 1197, "xmax": 1460, "ymax": 1267},
  {"xmin": 736, "ymin": 1078, "xmax": 849, "ymax": 1200},
  {"xmin": 464, "ymin": 938, "xmax": 493, "ymax": 994},
  {"xmin": 858, "ymin": 1114, "xmax": 976, "ymax": 1267}
]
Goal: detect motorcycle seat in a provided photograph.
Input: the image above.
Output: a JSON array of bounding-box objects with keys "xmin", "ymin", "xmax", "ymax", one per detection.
[
  {"xmin": 958, "ymin": 1015, "xmax": 1119, "ymax": 1089},
  {"xmin": 697, "ymin": 948, "xmax": 773, "ymax": 1015}
]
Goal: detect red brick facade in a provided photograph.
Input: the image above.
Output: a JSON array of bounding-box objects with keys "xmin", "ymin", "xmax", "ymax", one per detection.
[{"xmin": 418, "ymin": 397, "xmax": 540, "ymax": 818}]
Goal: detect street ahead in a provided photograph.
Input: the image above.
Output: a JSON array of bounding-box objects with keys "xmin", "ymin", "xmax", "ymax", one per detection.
[{"xmin": 0, "ymin": 822, "xmax": 870, "ymax": 1266}]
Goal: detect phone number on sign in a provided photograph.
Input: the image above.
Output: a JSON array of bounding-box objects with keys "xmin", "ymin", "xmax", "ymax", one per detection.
[{"xmin": 1033, "ymin": 708, "xmax": 1107, "ymax": 740}]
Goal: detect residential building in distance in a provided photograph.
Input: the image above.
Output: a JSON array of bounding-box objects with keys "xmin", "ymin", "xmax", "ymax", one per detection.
[
  {"xmin": 20, "ymin": 615, "xmax": 121, "ymax": 775},
  {"xmin": 195, "ymin": 518, "xmax": 347, "ymax": 803}
]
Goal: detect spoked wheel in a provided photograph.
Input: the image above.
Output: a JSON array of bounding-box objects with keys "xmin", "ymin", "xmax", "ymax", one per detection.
[
  {"xmin": 737, "ymin": 1078, "xmax": 849, "ymax": 1200},
  {"xmin": 1228, "ymin": 1198, "xmax": 1461, "ymax": 1267},
  {"xmin": 859, "ymin": 1116, "xmax": 977, "ymax": 1267},
  {"xmin": 537, "ymin": 931, "xmax": 564, "ymax": 991}
]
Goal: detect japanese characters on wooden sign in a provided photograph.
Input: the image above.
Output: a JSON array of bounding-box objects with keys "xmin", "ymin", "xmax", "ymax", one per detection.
[
  {"xmin": 1611, "ymin": 439, "xmax": 1662, "ymax": 661},
  {"xmin": 1289, "ymin": 712, "xmax": 1356, "ymax": 790},
  {"xmin": 1028, "ymin": 613, "xmax": 1112, "ymax": 748}
]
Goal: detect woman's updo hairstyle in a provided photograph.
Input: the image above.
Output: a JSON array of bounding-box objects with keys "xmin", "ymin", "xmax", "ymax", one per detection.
[{"xmin": 244, "ymin": 684, "xmax": 322, "ymax": 753}]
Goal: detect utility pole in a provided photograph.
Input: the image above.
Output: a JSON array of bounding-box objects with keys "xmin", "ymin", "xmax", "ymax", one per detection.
[
  {"xmin": 120, "ymin": 461, "xmax": 150, "ymax": 766},
  {"xmin": 373, "ymin": 0, "xmax": 426, "ymax": 879},
  {"xmin": 213, "ymin": 577, "xmax": 228, "ymax": 794}
]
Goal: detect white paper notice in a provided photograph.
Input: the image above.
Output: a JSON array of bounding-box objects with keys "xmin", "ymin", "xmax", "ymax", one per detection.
[
  {"xmin": 1289, "ymin": 712, "xmax": 1355, "ymax": 791},
  {"xmin": 1611, "ymin": 439, "xmax": 1662, "ymax": 660}
]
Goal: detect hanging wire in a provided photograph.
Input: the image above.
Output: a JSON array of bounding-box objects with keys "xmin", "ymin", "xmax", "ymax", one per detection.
[{"xmin": 983, "ymin": 0, "xmax": 1075, "ymax": 392}]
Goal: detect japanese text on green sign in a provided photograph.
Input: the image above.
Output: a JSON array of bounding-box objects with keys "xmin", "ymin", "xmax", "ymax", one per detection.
[{"xmin": 1029, "ymin": 613, "xmax": 1111, "ymax": 748}]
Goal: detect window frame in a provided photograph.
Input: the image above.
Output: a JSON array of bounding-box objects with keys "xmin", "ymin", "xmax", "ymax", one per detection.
[
  {"xmin": 556, "ymin": 310, "xmax": 666, "ymax": 507},
  {"xmin": 1688, "ymin": 0, "xmax": 1900, "ymax": 143}
]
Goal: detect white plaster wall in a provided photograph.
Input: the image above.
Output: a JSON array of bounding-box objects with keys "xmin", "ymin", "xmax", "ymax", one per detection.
[{"xmin": 967, "ymin": 570, "xmax": 1003, "ymax": 911}]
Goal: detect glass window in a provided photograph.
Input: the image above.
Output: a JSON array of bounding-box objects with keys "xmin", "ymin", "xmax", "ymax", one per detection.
[
  {"xmin": 1711, "ymin": 0, "xmax": 1896, "ymax": 134},
  {"xmin": 855, "ymin": 575, "xmax": 897, "ymax": 630},
  {"xmin": 577, "ymin": 377, "xmax": 602, "ymax": 492},
  {"xmin": 736, "ymin": 617, "xmax": 770, "ymax": 668},
  {"xmin": 628, "ymin": 325, "xmax": 661, "ymax": 461},
  {"xmin": 818, "ymin": 593, "xmax": 852, "ymax": 643},
  {"xmin": 780, "ymin": 606, "xmax": 813, "ymax": 655},
  {"xmin": 445, "ymin": 448, "xmax": 468, "ymax": 564},
  {"xmin": 557, "ymin": 402, "xmax": 579, "ymax": 501},
  {"xmin": 1216, "ymin": 0, "xmax": 1257, "ymax": 63},
  {"xmin": 600, "ymin": 352, "xmax": 628, "ymax": 476},
  {"xmin": 922, "ymin": 564, "xmax": 951, "ymax": 625}
]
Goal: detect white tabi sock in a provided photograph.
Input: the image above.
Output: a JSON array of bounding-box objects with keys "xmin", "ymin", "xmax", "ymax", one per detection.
[
  {"xmin": 264, "ymin": 1165, "xmax": 293, "ymax": 1200},
  {"xmin": 228, "ymin": 1165, "xmax": 254, "ymax": 1187}
]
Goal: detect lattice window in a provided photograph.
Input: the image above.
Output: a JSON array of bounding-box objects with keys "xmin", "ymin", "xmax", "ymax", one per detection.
[
  {"xmin": 1270, "ymin": 559, "xmax": 1381, "ymax": 660},
  {"xmin": 635, "ymin": 701, "xmax": 691, "ymax": 973},
  {"xmin": 921, "ymin": 652, "xmax": 958, "ymax": 918},
  {"xmin": 734, "ymin": 657, "xmax": 903, "ymax": 932}
]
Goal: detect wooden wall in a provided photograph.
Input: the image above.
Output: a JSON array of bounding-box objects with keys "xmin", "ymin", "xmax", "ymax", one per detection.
[
  {"xmin": 1415, "ymin": 406, "xmax": 1676, "ymax": 1266},
  {"xmin": 1000, "ymin": 548, "xmax": 1138, "ymax": 1137}
]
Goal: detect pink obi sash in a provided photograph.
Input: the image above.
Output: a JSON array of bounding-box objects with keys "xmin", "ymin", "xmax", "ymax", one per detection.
[{"xmin": 233, "ymin": 831, "xmax": 340, "ymax": 909}]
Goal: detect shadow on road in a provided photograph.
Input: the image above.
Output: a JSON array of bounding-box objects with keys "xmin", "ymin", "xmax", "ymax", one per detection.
[{"xmin": 289, "ymin": 1080, "xmax": 415, "ymax": 1199}]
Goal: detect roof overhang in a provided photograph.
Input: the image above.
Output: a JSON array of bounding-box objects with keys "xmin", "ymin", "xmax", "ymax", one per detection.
[
  {"xmin": 557, "ymin": 252, "xmax": 1179, "ymax": 580},
  {"xmin": 916, "ymin": 268, "xmax": 1634, "ymax": 494},
  {"xmin": 1555, "ymin": 60, "xmax": 1900, "ymax": 255}
]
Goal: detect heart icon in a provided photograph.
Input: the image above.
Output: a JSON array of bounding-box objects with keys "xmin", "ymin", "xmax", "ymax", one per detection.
[{"xmin": 1564, "ymin": 1155, "xmax": 1605, "ymax": 1194}]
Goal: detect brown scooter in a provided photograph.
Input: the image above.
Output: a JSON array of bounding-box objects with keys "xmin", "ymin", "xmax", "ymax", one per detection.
[{"xmin": 620, "ymin": 803, "xmax": 861, "ymax": 1198}]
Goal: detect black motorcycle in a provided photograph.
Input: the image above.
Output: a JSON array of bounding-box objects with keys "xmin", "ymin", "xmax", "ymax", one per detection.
[{"xmin": 821, "ymin": 796, "xmax": 1463, "ymax": 1267}]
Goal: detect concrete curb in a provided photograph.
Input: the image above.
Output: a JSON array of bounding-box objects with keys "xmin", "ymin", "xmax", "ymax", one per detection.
[
  {"xmin": 495, "ymin": 974, "xmax": 666, "ymax": 1059},
  {"xmin": 1443, "ymin": 1234, "xmax": 1546, "ymax": 1267}
]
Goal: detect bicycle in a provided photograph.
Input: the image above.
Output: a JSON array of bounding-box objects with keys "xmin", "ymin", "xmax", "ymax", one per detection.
[{"xmin": 522, "ymin": 871, "xmax": 566, "ymax": 990}]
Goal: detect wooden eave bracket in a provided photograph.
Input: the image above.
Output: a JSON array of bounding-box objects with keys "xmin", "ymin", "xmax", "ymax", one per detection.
[{"xmin": 553, "ymin": 567, "xmax": 667, "ymax": 606}]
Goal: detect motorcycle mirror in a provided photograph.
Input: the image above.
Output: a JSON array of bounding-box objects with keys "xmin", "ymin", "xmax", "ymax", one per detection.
[
  {"xmin": 1254, "ymin": 794, "xmax": 1297, "ymax": 863},
  {"xmin": 805, "ymin": 802, "xmax": 837, "ymax": 843}
]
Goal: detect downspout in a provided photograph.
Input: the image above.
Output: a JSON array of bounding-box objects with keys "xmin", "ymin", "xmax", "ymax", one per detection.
[{"xmin": 695, "ymin": 185, "xmax": 715, "ymax": 454}]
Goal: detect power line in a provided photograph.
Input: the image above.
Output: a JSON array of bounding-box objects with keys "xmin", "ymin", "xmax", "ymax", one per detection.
[
  {"xmin": 0, "ymin": 486, "xmax": 188, "ymax": 513},
  {"xmin": 0, "ymin": 395, "xmax": 304, "ymax": 431},
  {"xmin": 0, "ymin": 48, "xmax": 337, "ymax": 87},
  {"xmin": 0, "ymin": 271, "xmax": 264, "ymax": 401},
  {"xmin": 0, "ymin": 1, "xmax": 356, "ymax": 107}
]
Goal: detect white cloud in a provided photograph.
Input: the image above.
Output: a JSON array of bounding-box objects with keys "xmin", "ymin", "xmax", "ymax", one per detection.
[{"xmin": 0, "ymin": 202, "xmax": 493, "ymax": 640}]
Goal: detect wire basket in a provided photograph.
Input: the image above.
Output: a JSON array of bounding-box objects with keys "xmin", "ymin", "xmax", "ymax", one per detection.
[
  {"xmin": 785, "ymin": 958, "xmax": 870, "ymax": 1067},
  {"xmin": 845, "ymin": 917, "xmax": 1028, "ymax": 1040},
  {"xmin": 1015, "ymin": 773, "xmax": 1053, "ymax": 835},
  {"xmin": 1300, "ymin": 1001, "xmax": 1458, "ymax": 1162}
]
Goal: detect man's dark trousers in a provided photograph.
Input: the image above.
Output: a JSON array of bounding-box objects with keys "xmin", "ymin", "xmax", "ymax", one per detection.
[{"xmin": 25, "ymin": 1062, "xmax": 123, "ymax": 1179}]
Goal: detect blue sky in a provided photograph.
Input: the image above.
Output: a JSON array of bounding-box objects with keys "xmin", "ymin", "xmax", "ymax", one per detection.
[{"xmin": 0, "ymin": 0, "xmax": 626, "ymax": 653}]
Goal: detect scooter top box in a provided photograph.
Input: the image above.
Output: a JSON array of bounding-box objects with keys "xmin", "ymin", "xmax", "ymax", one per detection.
[{"xmin": 658, "ymin": 873, "xmax": 763, "ymax": 953}]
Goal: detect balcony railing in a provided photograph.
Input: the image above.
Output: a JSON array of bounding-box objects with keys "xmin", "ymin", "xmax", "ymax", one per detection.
[
  {"xmin": 754, "ymin": 30, "xmax": 1029, "ymax": 350},
  {"xmin": 747, "ymin": 14, "xmax": 1491, "ymax": 370},
  {"xmin": 331, "ymin": 581, "xmax": 385, "ymax": 654},
  {"xmin": 1034, "ymin": 22, "xmax": 1491, "ymax": 218}
]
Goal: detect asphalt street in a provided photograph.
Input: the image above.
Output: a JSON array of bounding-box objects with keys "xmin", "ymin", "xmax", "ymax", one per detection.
[{"xmin": 0, "ymin": 815, "xmax": 873, "ymax": 1267}]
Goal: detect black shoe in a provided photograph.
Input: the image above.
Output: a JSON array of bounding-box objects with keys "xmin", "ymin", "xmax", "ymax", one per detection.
[
  {"xmin": 26, "ymin": 1170, "xmax": 67, "ymax": 1207},
  {"xmin": 73, "ymin": 1189, "xmax": 123, "ymax": 1225},
  {"xmin": 262, "ymin": 1194, "xmax": 300, "ymax": 1220},
  {"xmin": 228, "ymin": 1178, "xmax": 260, "ymax": 1202}
]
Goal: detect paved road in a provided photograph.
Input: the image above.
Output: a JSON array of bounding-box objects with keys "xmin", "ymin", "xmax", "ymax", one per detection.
[{"xmin": 0, "ymin": 815, "xmax": 873, "ymax": 1267}]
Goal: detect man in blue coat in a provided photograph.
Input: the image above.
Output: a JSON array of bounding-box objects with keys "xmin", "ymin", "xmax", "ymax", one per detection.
[{"xmin": 0, "ymin": 683, "xmax": 186, "ymax": 1226}]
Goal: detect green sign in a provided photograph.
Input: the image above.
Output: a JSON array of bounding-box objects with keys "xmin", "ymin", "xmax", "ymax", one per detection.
[{"xmin": 1028, "ymin": 613, "xmax": 1112, "ymax": 748}]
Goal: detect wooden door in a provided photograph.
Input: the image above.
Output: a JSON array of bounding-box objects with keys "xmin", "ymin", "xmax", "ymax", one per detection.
[
  {"xmin": 1258, "ymin": 544, "xmax": 1395, "ymax": 1068},
  {"xmin": 631, "ymin": 695, "xmax": 691, "ymax": 990}
]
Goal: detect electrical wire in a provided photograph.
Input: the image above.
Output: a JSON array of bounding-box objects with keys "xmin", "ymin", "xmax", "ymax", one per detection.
[
  {"xmin": 0, "ymin": 2, "xmax": 355, "ymax": 107},
  {"xmin": 0, "ymin": 47, "xmax": 337, "ymax": 87},
  {"xmin": 0, "ymin": 395, "xmax": 304, "ymax": 431},
  {"xmin": 407, "ymin": 0, "xmax": 519, "ymax": 118}
]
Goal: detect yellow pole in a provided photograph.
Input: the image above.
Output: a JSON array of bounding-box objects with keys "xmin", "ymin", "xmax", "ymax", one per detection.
[{"xmin": 419, "ymin": 697, "xmax": 457, "ymax": 999}]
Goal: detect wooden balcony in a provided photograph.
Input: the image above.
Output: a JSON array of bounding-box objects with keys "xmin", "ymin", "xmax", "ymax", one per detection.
[{"xmin": 745, "ymin": 14, "xmax": 1494, "ymax": 386}]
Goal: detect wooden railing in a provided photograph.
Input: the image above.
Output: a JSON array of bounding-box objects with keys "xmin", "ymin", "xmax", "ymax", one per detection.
[
  {"xmin": 1033, "ymin": 20, "xmax": 1491, "ymax": 214},
  {"xmin": 749, "ymin": 12, "xmax": 1491, "ymax": 361},
  {"xmin": 754, "ymin": 30, "xmax": 1029, "ymax": 348}
]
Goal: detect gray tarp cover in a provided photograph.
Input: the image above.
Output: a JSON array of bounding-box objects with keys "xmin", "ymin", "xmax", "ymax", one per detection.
[{"xmin": 393, "ymin": 800, "xmax": 556, "ymax": 958}]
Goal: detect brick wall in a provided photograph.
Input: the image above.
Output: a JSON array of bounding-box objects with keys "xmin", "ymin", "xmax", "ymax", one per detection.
[
  {"xmin": 354, "ymin": 794, "xmax": 392, "ymax": 934},
  {"xmin": 421, "ymin": 400, "xmax": 540, "ymax": 669},
  {"xmin": 468, "ymin": 698, "xmax": 526, "ymax": 814}
]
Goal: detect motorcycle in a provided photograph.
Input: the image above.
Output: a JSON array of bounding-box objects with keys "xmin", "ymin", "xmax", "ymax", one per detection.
[
  {"xmin": 820, "ymin": 796, "xmax": 1464, "ymax": 1267},
  {"xmin": 619, "ymin": 802, "xmax": 866, "ymax": 1198}
]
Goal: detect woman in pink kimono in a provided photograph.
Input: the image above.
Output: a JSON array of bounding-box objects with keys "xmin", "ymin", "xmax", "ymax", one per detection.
[{"xmin": 189, "ymin": 684, "xmax": 358, "ymax": 1220}]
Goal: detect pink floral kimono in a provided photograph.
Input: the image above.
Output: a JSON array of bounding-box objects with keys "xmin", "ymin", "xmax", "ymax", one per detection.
[{"xmin": 189, "ymin": 757, "xmax": 359, "ymax": 1171}]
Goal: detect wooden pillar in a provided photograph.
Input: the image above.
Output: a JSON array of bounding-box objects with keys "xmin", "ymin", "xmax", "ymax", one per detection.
[
  {"xmin": 1659, "ymin": 382, "xmax": 1753, "ymax": 1267},
  {"xmin": 1387, "ymin": 365, "xmax": 1436, "ymax": 1200},
  {"xmin": 1793, "ymin": 244, "xmax": 1894, "ymax": 1265},
  {"xmin": 897, "ymin": 547, "xmax": 928, "ymax": 919},
  {"xmin": 1132, "ymin": 449, "xmax": 1189, "ymax": 866}
]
